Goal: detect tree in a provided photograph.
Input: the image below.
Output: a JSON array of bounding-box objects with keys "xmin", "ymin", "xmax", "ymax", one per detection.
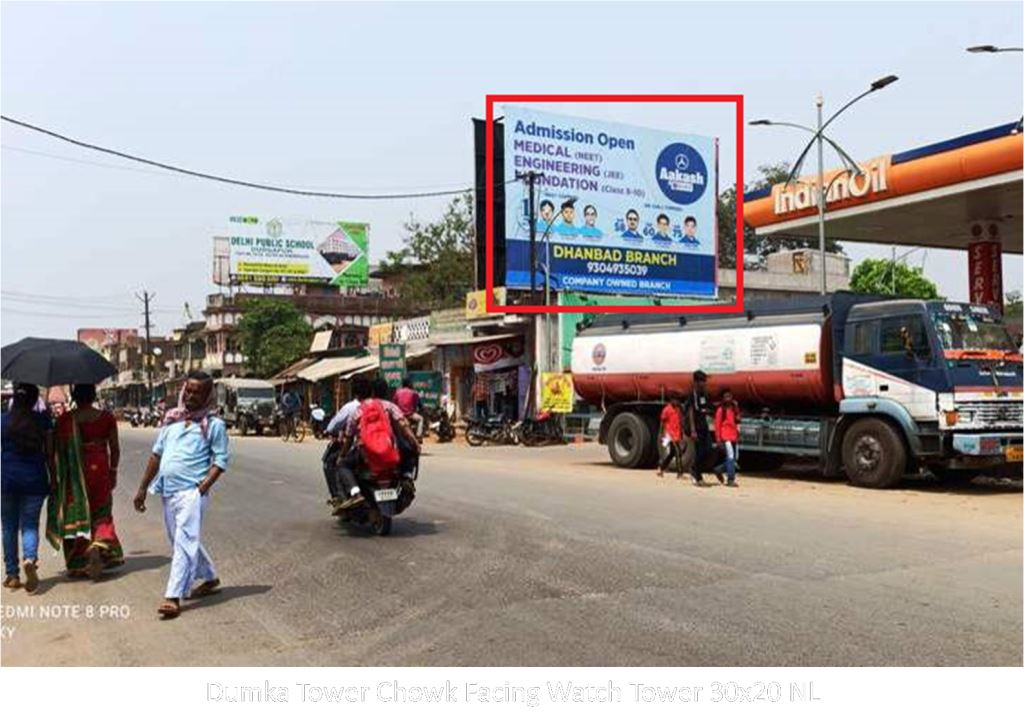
[
  {"xmin": 382, "ymin": 192, "xmax": 475, "ymax": 311},
  {"xmin": 237, "ymin": 299, "xmax": 313, "ymax": 378},
  {"xmin": 717, "ymin": 162, "xmax": 844, "ymax": 268},
  {"xmin": 849, "ymin": 259, "xmax": 942, "ymax": 299}
]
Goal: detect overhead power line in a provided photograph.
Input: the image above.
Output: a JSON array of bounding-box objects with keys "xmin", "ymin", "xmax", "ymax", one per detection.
[
  {"xmin": 0, "ymin": 306, "xmax": 152, "ymax": 320},
  {"xmin": 2, "ymin": 115, "xmax": 502, "ymax": 200}
]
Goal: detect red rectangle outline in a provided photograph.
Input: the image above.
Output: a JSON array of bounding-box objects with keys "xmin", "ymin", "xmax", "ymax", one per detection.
[{"xmin": 485, "ymin": 94, "xmax": 744, "ymax": 314}]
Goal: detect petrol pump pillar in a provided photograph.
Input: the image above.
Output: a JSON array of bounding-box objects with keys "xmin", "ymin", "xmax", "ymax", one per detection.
[{"xmin": 967, "ymin": 222, "xmax": 1004, "ymax": 312}]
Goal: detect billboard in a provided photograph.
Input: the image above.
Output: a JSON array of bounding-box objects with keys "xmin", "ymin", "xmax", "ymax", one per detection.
[
  {"xmin": 220, "ymin": 216, "xmax": 369, "ymax": 287},
  {"xmin": 503, "ymin": 106, "xmax": 717, "ymax": 297},
  {"xmin": 77, "ymin": 328, "xmax": 138, "ymax": 351}
]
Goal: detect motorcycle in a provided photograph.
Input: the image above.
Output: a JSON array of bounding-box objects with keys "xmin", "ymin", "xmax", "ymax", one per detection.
[
  {"xmin": 464, "ymin": 415, "xmax": 518, "ymax": 446},
  {"xmin": 514, "ymin": 411, "xmax": 565, "ymax": 447},
  {"xmin": 144, "ymin": 409, "xmax": 163, "ymax": 428},
  {"xmin": 426, "ymin": 407, "xmax": 455, "ymax": 443},
  {"xmin": 310, "ymin": 406, "xmax": 329, "ymax": 440},
  {"xmin": 127, "ymin": 409, "xmax": 142, "ymax": 428},
  {"xmin": 322, "ymin": 442, "xmax": 417, "ymax": 536}
]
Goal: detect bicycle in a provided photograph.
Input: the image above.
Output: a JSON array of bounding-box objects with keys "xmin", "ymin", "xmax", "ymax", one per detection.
[{"xmin": 278, "ymin": 412, "xmax": 307, "ymax": 443}]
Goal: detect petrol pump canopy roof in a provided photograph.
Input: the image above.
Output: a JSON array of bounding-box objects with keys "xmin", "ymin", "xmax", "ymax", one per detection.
[{"xmin": 744, "ymin": 122, "xmax": 1023, "ymax": 253}]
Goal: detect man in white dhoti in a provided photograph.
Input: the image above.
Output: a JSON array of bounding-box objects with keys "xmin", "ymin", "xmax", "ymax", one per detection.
[{"xmin": 134, "ymin": 371, "xmax": 229, "ymax": 619}]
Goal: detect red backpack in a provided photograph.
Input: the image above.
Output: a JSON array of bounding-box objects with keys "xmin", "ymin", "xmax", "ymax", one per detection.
[{"xmin": 358, "ymin": 399, "xmax": 401, "ymax": 474}]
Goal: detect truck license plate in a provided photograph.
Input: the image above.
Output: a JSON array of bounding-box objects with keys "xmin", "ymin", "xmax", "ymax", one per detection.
[
  {"xmin": 375, "ymin": 488, "xmax": 399, "ymax": 502},
  {"xmin": 1005, "ymin": 446, "xmax": 1023, "ymax": 462}
]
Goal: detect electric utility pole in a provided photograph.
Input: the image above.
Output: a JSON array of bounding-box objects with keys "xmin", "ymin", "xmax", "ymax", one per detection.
[
  {"xmin": 516, "ymin": 170, "xmax": 544, "ymax": 299},
  {"xmin": 137, "ymin": 291, "xmax": 155, "ymax": 407}
]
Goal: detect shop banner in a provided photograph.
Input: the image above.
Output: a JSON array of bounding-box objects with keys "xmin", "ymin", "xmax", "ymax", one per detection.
[
  {"xmin": 503, "ymin": 106, "xmax": 717, "ymax": 298},
  {"xmin": 473, "ymin": 340, "xmax": 524, "ymax": 373},
  {"xmin": 540, "ymin": 372, "xmax": 574, "ymax": 413},
  {"xmin": 368, "ymin": 323, "xmax": 394, "ymax": 349},
  {"xmin": 222, "ymin": 215, "xmax": 369, "ymax": 287},
  {"xmin": 379, "ymin": 343, "xmax": 406, "ymax": 388},
  {"xmin": 466, "ymin": 287, "xmax": 507, "ymax": 319},
  {"xmin": 407, "ymin": 371, "xmax": 442, "ymax": 409}
]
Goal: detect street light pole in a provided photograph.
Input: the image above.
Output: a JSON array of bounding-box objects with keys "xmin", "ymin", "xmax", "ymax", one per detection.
[
  {"xmin": 750, "ymin": 74, "xmax": 898, "ymax": 296},
  {"xmin": 816, "ymin": 93, "xmax": 827, "ymax": 295}
]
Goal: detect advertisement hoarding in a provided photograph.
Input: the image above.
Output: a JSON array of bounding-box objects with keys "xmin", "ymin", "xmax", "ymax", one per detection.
[
  {"xmin": 503, "ymin": 106, "xmax": 717, "ymax": 298},
  {"xmin": 540, "ymin": 372, "xmax": 574, "ymax": 413},
  {"xmin": 221, "ymin": 216, "xmax": 369, "ymax": 287}
]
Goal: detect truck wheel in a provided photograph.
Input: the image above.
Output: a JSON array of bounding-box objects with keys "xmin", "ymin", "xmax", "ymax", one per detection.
[
  {"xmin": 607, "ymin": 413, "xmax": 652, "ymax": 469},
  {"xmin": 842, "ymin": 418, "xmax": 906, "ymax": 488}
]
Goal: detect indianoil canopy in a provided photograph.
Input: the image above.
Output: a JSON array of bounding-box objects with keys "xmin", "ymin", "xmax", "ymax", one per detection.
[
  {"xmin": 503, "ymin": 106, "xmax": 718, "ymax": 298},
  {"xmin": 222, "ymin": 215, "xmax": 369, "ymax": 287}
]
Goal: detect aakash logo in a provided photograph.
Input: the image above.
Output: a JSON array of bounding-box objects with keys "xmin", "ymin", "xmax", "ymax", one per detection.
[{"xmin": 655, "ymin": 143, "xmax": 708, "ymax": 205}]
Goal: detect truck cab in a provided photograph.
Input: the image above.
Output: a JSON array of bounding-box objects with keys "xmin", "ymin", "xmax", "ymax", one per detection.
[{"xmin": 840, "ymin": 301, "xmax": 1022, "ymax": 482}]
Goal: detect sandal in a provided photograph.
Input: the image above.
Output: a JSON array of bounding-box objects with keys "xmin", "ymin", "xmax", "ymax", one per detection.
[
  {"xmin": 2, "ymin": 576, "xmax": 21, "ymax": 590},
  {"xmin": 157, "ymin": 599, "xmax": 181, "ymax": 619},
  {"xmin": 22, "ymin": 560, "xmax": 39, "ymax": 593},
  {"xmin": 188, "ymin": 578, "xmax": 221, "ymax": 599},
  {"xmin": 86, "ymin": 545, "xmax": 104, "ymax": 581}
]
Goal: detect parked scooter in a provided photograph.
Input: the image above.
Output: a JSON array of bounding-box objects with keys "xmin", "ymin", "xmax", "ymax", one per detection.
[
  {"xmin": 464, "ymin": 415, "xmax": 518, "ymax": 446},
  {"xmin": 426, "ymin": 406, "xmax": 455, "ymax": 443},
  {"xmin": 514, "ymin": 411, "xmax": 565, "ymax": 446}
]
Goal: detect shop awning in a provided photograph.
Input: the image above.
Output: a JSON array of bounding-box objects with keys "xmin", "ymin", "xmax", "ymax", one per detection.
[
  {"xmin": 271, "ymin": 356, "xmax": 318, "ymax": 381},
  {"xmin": 429, "ymin": 332, "xmax": 519, "ymax": 346},
  {"xmin": 296, "ymin": 355, "xmax": 377, "ymax": 382},
  {"xmin": 404, "ymin": 342, "xmax": 435, "ymax": 360}
]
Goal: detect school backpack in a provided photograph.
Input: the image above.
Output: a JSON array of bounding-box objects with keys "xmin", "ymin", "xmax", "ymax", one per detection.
[{"xmin": 358, "ymin": 399, "xmax": 401, "ymax": 474}]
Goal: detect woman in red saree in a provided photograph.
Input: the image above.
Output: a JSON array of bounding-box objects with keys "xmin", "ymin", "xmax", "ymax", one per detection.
[{"xmin": 50, "ymin": 384, "xmax": 124, "ymax": 578}]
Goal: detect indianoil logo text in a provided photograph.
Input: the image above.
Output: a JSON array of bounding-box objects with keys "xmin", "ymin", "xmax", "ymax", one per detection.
[
  {"xmin": 773, "ymin": 157, "xmax": 890, "ymax": 216},
  {"xmin": 592, "ymin": 343, "xmax": 607, "ymax": 366}
]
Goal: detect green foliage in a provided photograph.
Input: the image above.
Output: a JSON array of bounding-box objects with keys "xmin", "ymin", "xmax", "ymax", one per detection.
[
  {"xmin": 717, "ymin": 162, "xmax": 843, "ymax": 269},
  {"xmin": 849, "ymin": 259, "xmax": 942, "ymax": 299},
  {"xmin": 237, "ymin": 299, "xmax": 313, "ymax": 378},
  {"xmin": 381, "ymin": 192, "xmax": 475, "ymax": 311}
]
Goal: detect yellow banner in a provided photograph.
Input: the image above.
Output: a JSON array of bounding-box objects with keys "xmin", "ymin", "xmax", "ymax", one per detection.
[
  {"xmin": 465, "ymin": 287, "xmax": 506, "ymax": 320},
  {"xmin": 540, "ymin": 372, "xmax": 574, "ymax": 414},
  {"xmin": 367, "ymin": 322, "xmax": 393, "ymax": 349}
]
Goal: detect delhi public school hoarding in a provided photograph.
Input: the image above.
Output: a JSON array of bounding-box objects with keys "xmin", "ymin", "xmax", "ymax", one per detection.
[
  {"xmin": 224, "ymin": 216, "xmax": 369, "ymax": 287},
  {"xmin": 503, "ymin": 107, "xmax": 717, "ymax": 297}
]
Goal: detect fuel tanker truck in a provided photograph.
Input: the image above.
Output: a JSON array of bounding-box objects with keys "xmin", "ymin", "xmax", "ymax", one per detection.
[{"xmin": 571, "ymin": 292, "xmax": 1023, "ymax": 488}]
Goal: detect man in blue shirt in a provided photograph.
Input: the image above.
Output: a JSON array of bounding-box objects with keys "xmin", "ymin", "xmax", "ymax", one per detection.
[
  {"xmin": 134, "ymin": 371, "xmax": 229, "ymax": 619},
  {"xmin": 621, "ymin": 209, "xmax": 643, "ymax": 241},
  {"xmin": 535, "ymin": 200, "xmax": 555, "ymax": 233},
  {"xmin": 553, "ymin": 200, "xmax": 578, "ymax": 238},
  {"xmin": 651, "ymin": 213, "xmax": 674, "ymax": 244},
  {"xmin": 681, "ymin": 215, "xmax": 701, "ymax": 247}
]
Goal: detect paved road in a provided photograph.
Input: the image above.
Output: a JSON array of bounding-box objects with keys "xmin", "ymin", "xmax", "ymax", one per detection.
[{"xmin": 3, "ymin": 428, "xmax": 1021, "ymax": 666}]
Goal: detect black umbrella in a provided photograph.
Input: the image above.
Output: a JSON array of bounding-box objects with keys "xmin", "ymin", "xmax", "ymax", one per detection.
[{"xmin": 1, "ymin": 337, "xmax": 116, "ymax": 387}]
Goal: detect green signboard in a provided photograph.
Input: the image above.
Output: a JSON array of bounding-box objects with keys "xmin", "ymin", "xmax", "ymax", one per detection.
[
  {"xmin": 379, "ymin": 343, "xmax": 406, "ymax": 389},
  {"xmin": 407, "ymin": 370, "xmax": 443, "ymax": 410}
]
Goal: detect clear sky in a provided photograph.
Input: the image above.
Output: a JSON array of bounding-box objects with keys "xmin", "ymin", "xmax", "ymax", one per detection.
[{"xmin": 2, "ymin": 1, "xmax": 1022, "ymax": 343}]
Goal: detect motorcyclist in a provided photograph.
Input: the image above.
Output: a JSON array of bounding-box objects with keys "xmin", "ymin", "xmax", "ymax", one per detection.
[{"xmin": 330, "ymin": 379, "xmax": 419, "ymax": 513}]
